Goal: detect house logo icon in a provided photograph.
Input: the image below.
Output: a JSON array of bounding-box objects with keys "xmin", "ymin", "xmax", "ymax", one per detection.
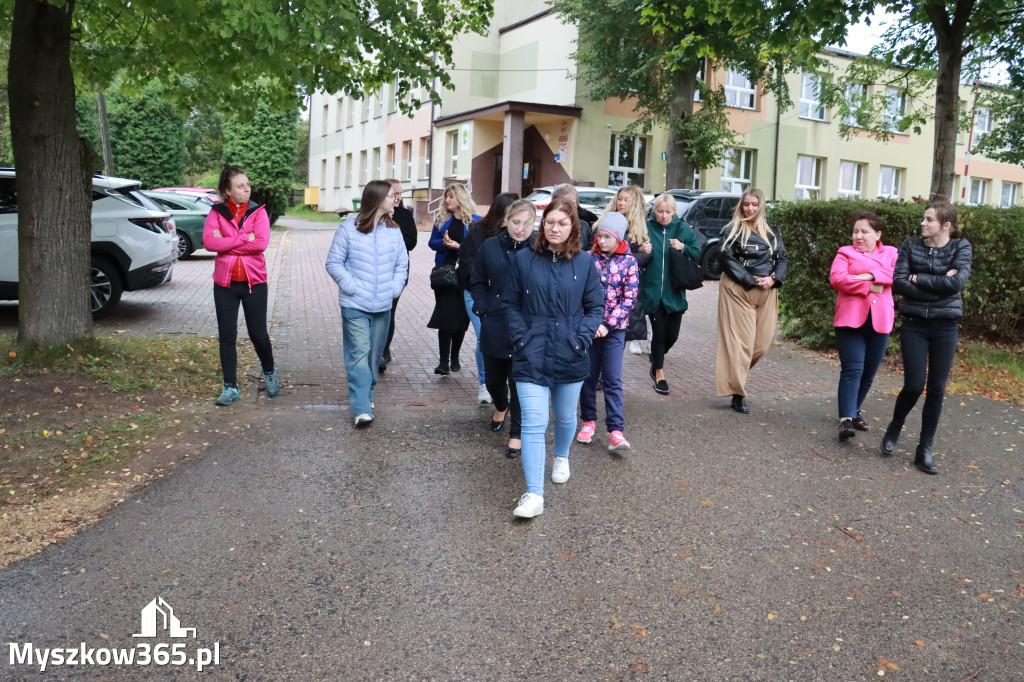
[{"xmin": 133, "ymin": 597, "xmax": 197, "ymax": 638}]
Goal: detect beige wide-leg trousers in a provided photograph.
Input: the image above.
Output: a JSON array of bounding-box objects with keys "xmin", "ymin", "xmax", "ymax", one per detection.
[{"xmin": 715, "ymin": 274, "xmax": 779, "ymax": 397}]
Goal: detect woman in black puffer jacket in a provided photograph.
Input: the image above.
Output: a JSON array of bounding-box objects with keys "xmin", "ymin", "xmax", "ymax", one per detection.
[
  {"xmin": 880, "ymin": 202, "xmax": 972, "ymax": 474},
  {"xmin": 470, "ymin": 199, "xmax": 536, "ymax": 459}
]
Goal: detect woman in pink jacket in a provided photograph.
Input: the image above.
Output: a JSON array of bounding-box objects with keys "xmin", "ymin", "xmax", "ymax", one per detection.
[
  {"xmin": 829, "ymin": 210, "xmax": 898, "ymax": 440},
  {"xmin": 202, "ymin": 166, "xmax": 279, "ymax": 406}
]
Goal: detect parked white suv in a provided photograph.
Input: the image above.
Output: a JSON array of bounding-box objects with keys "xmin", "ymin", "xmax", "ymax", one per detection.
[{"xmin": 0, "ymin": 169, "xmax": 178, "ymax": 318}]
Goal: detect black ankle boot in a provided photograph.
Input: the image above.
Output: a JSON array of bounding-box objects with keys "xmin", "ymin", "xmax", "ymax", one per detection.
[
  {"xmin": 915, "ymin": 442, "xmax": 938, "ymax": 474},
  {"xmin": 450, "ymin": 356, "xmax": 461, "ymax": 372},
  {"xmin": 434, "ymin": 364, "xmax": 450, "ymax": 376},
  {"xmin": 838, "ymin": 419, "xmax": 856, "ymax": 441},
  {"xmin": 731, "ymin": 394, "xmax": 750, "ymax": 414},
  {"xmin": 880, "ymin": 420, "xmax": 902, "ymax": 456}
]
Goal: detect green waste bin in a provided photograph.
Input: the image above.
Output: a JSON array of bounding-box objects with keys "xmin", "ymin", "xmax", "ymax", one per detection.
[{"xmin": 352, "ymin": 198, "xmax": 361, "ymax": 211}]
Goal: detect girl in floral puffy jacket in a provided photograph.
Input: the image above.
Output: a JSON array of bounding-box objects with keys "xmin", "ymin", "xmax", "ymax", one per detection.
[{"xmin": 577, "ymin": 212, "xmax": 640, "ymax": 452}]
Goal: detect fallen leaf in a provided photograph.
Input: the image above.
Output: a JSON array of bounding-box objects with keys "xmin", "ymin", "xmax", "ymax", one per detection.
[
  {"xmin": 890, "ymin": 591, "xmax": 900, "ymax": 596},
  {"xmin": 635, "ymin": 629, "xmax": 647, "ymax": 638},
  {"xmin": 877, "ymin": 657, "xmax": 899, "ymax": 671},
  {"xmin": 979, "ymin": 593, "xmax": 993, "ymax": 600},
  {"xmin": 767, "ymin": 613, "xmax": 775, "ymax": 620},
  {"xmin": 915, "ymin": 640, "xmax": 925, "ymax": 646},
  {"xmin": 679, "ymin": 588, "xmax": 691, "ymax": 595},
  {"xmin": 558, "ymin": 552, "xmax": 572, "ymax": 560},
  {"xmin": 635, "ymin": 662, "xmax": 647, "ymax": 671},
  {"xmin": 53, "ymin": 387, "xmax": 62, "ymax": 394},
  {"xmin": 701, "ymin": 499, "xmax": 714, "ymax": 506}
]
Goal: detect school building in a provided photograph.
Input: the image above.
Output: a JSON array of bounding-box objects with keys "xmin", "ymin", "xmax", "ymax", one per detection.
[{"xmin": 306, "ymin": 0, "xmax": 1023, "ymax": 216}]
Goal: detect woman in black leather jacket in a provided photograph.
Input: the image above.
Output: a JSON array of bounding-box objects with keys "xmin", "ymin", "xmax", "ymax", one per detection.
[
  {"xmin": 880, "ymin": 203, "xmax": 972, "ymax": 474},
  {"xmin": 715, "ymin": 187, "xmax": 788, "ymax": 414}
]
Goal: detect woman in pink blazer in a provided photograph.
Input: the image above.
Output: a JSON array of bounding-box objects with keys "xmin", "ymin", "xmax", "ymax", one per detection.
[{"xmin": 829, "ymin": 211, "xmax": 898, "ymax": 441}]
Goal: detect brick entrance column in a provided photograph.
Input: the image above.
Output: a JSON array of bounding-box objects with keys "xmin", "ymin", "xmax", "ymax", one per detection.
[{"xmin": 501, "ymin": 110, "xmax": 524, "ymax": 196}]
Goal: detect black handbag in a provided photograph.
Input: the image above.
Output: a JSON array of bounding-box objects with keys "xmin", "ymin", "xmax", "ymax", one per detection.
[
  {"xmin": 430, "ymin": 264, "xmax": 459, "ymax": 291},
  {"xmin": 667, "ymin": 248, "xmax": 704, "ymax": 290}
]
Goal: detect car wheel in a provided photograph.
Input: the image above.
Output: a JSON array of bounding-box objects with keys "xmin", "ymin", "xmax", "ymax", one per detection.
[
  {"xmin": 176, "ymin": 232, "xmax": 193, "ymax": 259},
  {"xmin": 90, "ymin": 259, "xmax": 124, "ymax": 318},
  {"xmin": 701, "ymin": 242, "xmax": 723, "ymax": 280}
]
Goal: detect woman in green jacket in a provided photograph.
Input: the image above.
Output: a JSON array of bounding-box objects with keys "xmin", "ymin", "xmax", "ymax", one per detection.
[{"xmin": 642, "ymin": 193, "xmax": 700, "ymax": 395}]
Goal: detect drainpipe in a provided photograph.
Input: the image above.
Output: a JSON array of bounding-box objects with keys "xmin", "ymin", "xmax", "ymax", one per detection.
[{"xmin": 771, "ymin": 63, "xmax": 781, "ymax": 201}]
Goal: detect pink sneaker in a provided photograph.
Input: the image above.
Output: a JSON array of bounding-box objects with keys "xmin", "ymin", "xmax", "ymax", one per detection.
[
  {"xmin": 576, "ymin": 420, "xmax": 596, "ymax": 444},
  {"xmin": 608, "ymin": 431, "xmax": 631, "ymax": 452}
]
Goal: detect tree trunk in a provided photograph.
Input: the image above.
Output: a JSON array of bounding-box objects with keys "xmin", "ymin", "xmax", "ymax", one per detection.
[
  {"xmin": 665, "ymin": 68, "xmax": 698, "ymax": 190},
  {"xmin": 9, "ymin": 0, "xmax": 93, "ymax": 346},
  {"xmin": 928, "ymin": 2, "xmax": 966, "ymax": 202}
]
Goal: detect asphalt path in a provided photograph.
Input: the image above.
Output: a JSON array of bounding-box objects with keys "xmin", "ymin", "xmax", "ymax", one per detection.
[{"xmin": 2, "ymin": 393, "xmax": 1022, "ymax": 680}]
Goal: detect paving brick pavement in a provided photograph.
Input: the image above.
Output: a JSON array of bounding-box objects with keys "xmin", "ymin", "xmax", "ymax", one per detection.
[{"xmin": 0, "ymin": 221, "xmax": 881, "ymax": 412}]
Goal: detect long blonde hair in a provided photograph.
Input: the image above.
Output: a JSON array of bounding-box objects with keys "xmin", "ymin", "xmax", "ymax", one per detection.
[
  {"xmin": 435, "ymin": 183, "xmax": 477, "ymax": 228},
  {"xmin": 601, "ymin": 186, "xmax": 648, "ymax": 244},
  {"xmin": 723, "ymin": 187, "xmax": 777, "ymax": 252}
]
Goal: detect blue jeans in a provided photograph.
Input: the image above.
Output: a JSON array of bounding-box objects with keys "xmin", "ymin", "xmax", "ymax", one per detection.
[
  {"xmin": 835, "ymin": 317, "xmax": 890, "ymax": 419},
  {"xmin": 463, "ymin": 290, "xmax": 485, "ymax": 384},
  {"xmin": 340, "ymin": 307, "xmax": 390, "ymax": 416},
  {"xmin": 516, "ymin": 381, "xmax": 583, "ymax": 497},
  {"xmin": 580, "ymin": 330, "xmax": 625, "ymax": 433}
]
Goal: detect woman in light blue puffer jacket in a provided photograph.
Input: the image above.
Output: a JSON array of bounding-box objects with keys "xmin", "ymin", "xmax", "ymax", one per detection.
[{"xmin": 325, "ymin": 180, "xmax": 409, "ymax": 427}]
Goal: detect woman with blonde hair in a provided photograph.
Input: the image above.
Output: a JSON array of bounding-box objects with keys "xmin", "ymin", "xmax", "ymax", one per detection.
[
  {"xmin": 427, "ymin": 184, "xmax": 481, "ymax": 376},
  {"xmin": 602, "ymin": 186, "xmax": 651, "ymax": 355},
  {"xmin": 715, "ymin": 187, "xmax": 788, "ymax": 414}
]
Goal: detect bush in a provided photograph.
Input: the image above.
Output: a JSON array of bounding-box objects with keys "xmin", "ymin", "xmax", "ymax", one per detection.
[{"xmin": 772, "ymin": 199, "xmax": 1024, "ymax": 349}]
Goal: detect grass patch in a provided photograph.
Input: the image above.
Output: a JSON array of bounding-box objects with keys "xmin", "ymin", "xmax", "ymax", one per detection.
[
  {"xmin": 284, "ymin": 204, "xmax": 345, "ymax": 223},
  {"xmin": 1, "ymin": 333, "xmax": 222, "ymax": 399},
  {"xmin": 947, "ymin": 341, "xmax": 1024, "ymax": 407}
]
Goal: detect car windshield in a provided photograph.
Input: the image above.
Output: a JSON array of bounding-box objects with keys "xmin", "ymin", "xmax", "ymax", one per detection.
[{"xmin": 526, "ymin": 191, "xmax": 550, "ymax": 201}]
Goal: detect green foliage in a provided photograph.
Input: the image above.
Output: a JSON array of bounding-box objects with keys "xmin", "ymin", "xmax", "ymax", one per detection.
[
  {"xmin": 184, "ymin": 106, "xmax": 225, "ymax": 181},
  {"xmin": 223, "ymin": 86, "xmax": 299, "ymax": 224},
  {"xmin": 74, "ymin": 94, "xmax": 103, "ymax": 173},
  {"xmin": 294, "ymin": 117, "xmax": 309, "ymax": 187},
  {"xmin": 107, "ymin": 89, "xmax": 187, "ymax": 187},
  {"xmin": 774, "ymin": 199, "xmax": 1024, "ymax": 350},
  {"xmin": 552, "ymin": 0, "xmax": 869, "ymax": 185}
]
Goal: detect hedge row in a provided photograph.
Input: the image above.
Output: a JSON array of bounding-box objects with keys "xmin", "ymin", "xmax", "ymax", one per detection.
[{"xmin": 770, "ymin": 199, "xmax": 1024, "ymax": 350}]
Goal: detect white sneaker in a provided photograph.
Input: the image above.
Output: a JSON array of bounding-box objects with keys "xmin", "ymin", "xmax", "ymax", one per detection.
[
  {"xmin": 551, "ymin": 456, "xmax": 570, "ymax": 484},
  {"xmin": 513, "ymin": 492, "xmax": 544, "ymax": 518},
  {"xmin": 629, "ymin": 340, "xmax": 643, "ymax": 355},
  {"xmin": 354, "ymin": 413, "xmax": 373, "ymax": 427},
  {"xmin": 478, "ymin": 384, "xmax": 493, "ymax": 405}
]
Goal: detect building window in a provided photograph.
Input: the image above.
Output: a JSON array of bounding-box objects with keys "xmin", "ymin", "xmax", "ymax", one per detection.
[
  {"xmin": 361, "ymin": 96, "xmax": 369, "ymax": 122},
  {"xmin": 387, "ymin": 144, "xmax": 396, "ymax": 179},
  {"xmin": 883, "ymin": 88, "xmax": 906, "ymax": 133},
  {"xmin": 720, "ymin": 148, "xmax": 754, "ymax": 193},
  {"xmin": 375, "ymin": 88, "xmax": 384, "ymax": 118},
  {"xmin": 799, "ymin": 72, "xmax": 826, "ymax": 121},
  {"xmin": 795, "ymin": 155, "xmax": 823, "ymax": 200},
  {"xmin": 347, "ymin": 96, "xmax": 355, "ymax": 127},
  {"xmin": 692, "ymin": 169, "xmax": 701, "ymax": 190},
  {"xmin": 372, "ymin": 147, "xmax": 381, "ymax": 180},
  {"xmin": 447, "ymin": 131, "xmax": 458, "ymax": 176},
  {"xmin": 319, "ymin": 159, "xmax": 327, "ymax": 189},
  {"xmin": 345, "ymin": 153, "xmax": 353, "ymax": 187},
  {"xmin": 694, "ymin": 59, "xmax": 707, "ymax": 102},
  {"xmin": 724, "ymin": 69, "xmax": 756, "ymax": 110},
  {"xmin": 878, "ymin": 166, "xmax": 902, "ymax": 198},
  {"xmin": 837, "ymin": 161, "xmax": 864, "ymax": 198},
  {"xmin": 968, "ymin": 177, "xmax": 988, "ymax": 205},
  {"xmin": 403, "ymin": 141, "xmax": 413, "ymax": 181},
  {"xmin": 359, "ymin": 150, "xmax": 368, "ymax": 185},
  {"xmin": 972, "ymin": 106, "xmax": 991, "ymax": 149},
  {"xmin": 608, "ymin": 134, "xmax": 647, "ymax": 187},
  {"xmin": 321, "ymin": 104, "xmax": 328, "ymax": 136},
  {"xmin": 333, "ymin": 156, "xmax": 341, "ymax": 188},
  {"xmin": 843, "ymin": 83, "xmax": 868, "ymax": 127},
  {"xmin": 391, "ymin": 80, "xmax": 400, "ymax": 114},
  {"xmin": 422, "ymin": 136, "xmax": 431, "ymax": 179},
  {"xmin": 1000, "ymin": 181, "xmax": 1019, "ymax": 208}
]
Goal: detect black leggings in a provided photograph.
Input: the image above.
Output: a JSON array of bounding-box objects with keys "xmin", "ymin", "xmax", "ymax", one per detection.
[
  {"xmin": 438, "ymin": 329, "xmax": 466, "ymax": 368},
  {"xmin": 649, "ymin": 305, "xmax": 684, "ymax": 372},
  {"xmin": 214, "ymin": 282, "xmax": 274, "ymax": 386},
  {"xmin": 483, "ymin": 355, "xmax": 521, "ymax": 439},
  {"xmin": 890, "ymin": 316, "xmax": 959, "ymax": 446}
]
